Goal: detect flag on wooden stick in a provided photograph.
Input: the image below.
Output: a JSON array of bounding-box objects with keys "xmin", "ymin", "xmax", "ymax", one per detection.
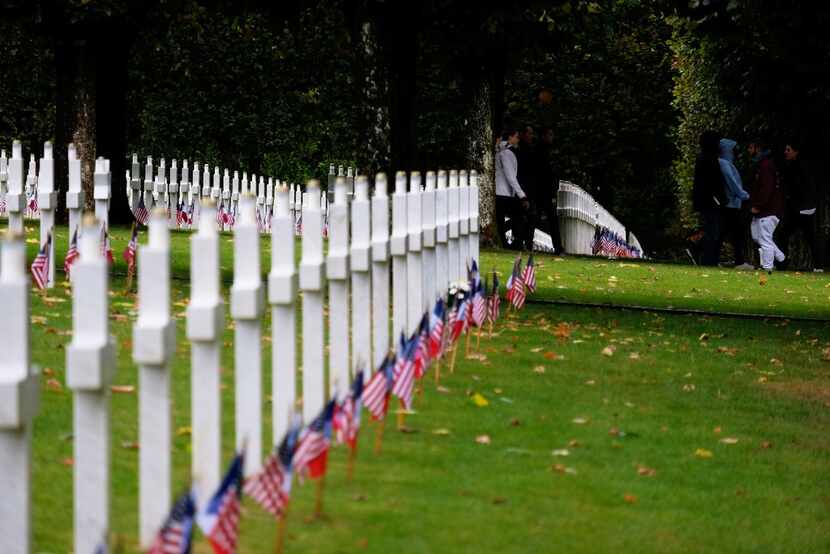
[
  {"xmin": 148, "ymin": 489, "xmax": 196, "ymax": 554},
  {"xmin": 64, "ymin": 228, "xmax": 80, "ymax": 277},
  {"xmin": 362, "ymin": 353, "xmax": 395, "ymax": 420},
  {"xmin": 197, "ymin": 451, "xmax": 245, "ymax": 554},
  {"xmin": 30, "ymin": 232, "xmax": 51, "ymax": 289},
  {"xmin": 293, "ymin": 400, "xmax": 335, "ymax": 481},
  {"xmin": 244, "ymin": 420, "xmax": 301, "ymax": 519}
]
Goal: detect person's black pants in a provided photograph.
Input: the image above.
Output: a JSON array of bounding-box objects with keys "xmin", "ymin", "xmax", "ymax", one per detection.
[
  {"xmin": 496, "ymin": 196, "xmax": 529, "ymax": 250},
  {"xmin": 720, "ymin": 207, "xmax": 747, "ymax": 265},
  {"xmin": 533, "ymin": 198, "xmax": 563, "ymax": 253},
  {"xmin": 777, "ymin": 211, "xmax": 821, "ymax": 269},
  {"xmin": 700, "ymin": 208, "xmax": 721, "ymax": 266}
]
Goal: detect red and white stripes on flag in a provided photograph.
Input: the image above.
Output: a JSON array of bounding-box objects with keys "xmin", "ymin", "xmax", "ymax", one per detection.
[
  {"xmin": 64, "ymin": 229, "xmax": 80, "ymax": 277},
  {"xmin": 243, "ymin": 423, "xmax": 299, "ymax": 519},
  {"xmin": 428, "ymin": 298, "xmax": 446, "ymax": 360},
  {"xmin": 362, "ymin": 354, "xmax": 394, "ymax": 420},
  {"xmin": 123, "ymin": 225, "xmax": 138, "ymax": 280},
  {"xmin": 522, "ymin": 254, "xmax": 537, "ymax": 293},
  {"xmin": 30, "ymin": 233, "xmax": 51, "ymax": 289},
  {"xmin": 197, "ymin": 452, "xmax": 244, "ymax": 554},
  {"xmin": 391, "ymin": 333, "xmax": 418, "ymax": 410}
]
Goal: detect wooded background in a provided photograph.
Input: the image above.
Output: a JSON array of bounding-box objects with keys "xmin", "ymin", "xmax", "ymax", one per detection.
[{"xmin": 2, "ymin": 0, "xmax": 828, "ymax": 258}]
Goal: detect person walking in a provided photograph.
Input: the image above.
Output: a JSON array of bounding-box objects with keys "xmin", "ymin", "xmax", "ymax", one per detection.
[
  {"xmin": 495, "ymin": 127, "xmax": 529, "ymax": 249},
  {"xmin": 718, "ymin": 138, "xmax": 752, "ymax": 269},
  {"xmin": 747, "ymin": 139, "xmax": 785, "ymax": 273},
  {"xmin": 535, "ymin": 127, "xmax": 564, "ymax": 253},
  {"xmin": 776, "ymin": 141, "xmax": 822, "ymax": 271},
  {"xmin": 693, "ymin": 130, "xmax": 727, "ymax": 265},
  {"xmin": 514, "ymin": 125, "xmax": 538, "ymax": 250}
]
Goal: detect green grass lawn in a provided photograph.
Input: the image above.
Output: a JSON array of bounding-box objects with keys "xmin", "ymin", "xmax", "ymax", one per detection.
[{"xmin": 19, "ymin": 223, "xmax": 830, "ymax": 553}]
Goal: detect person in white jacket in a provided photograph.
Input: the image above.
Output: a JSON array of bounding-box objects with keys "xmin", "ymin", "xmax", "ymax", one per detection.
[{"xmin": 495, "ymin": 128, "xmax": 529, "ymax": 249}]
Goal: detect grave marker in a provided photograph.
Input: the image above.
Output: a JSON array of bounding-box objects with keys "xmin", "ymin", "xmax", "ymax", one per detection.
[
  {"xmin": 421, "ymin": 171, "xmax": 437, "ymax": 308},
  {"xmin": 371, "ymin": 173, "xmax": 390, "ymax": 370},
  {"xmin": 434, "ymin": 170, "xmax": 449, "ymax": 296},
  {"xmin": 7, "ymin": 141, "xmax": 25, "ymax": 234},
  {"xmin": 459, "ymin": 170, "xmax": 470, "ymax": 275},
  {"xmin": 37, "ymin": 142, "xmax": 56, "ymax": 287},
  {"xmin": 447, "ymin": 169, "xmax": 460, "ymax": 284},
  {"xmin": 407, "ymin": 171, "xmax": 424, "ymax": 333},
  {"xmin": 391, "ymin": 171, "xmax": 409, "ymax": 339},
  {"xmin": 327, "ymin": 177, "xmax": 350, "ymax": 397},
  {"xmin": 351, "ymin": 175, "xmax": 372, "ymax": 378}
]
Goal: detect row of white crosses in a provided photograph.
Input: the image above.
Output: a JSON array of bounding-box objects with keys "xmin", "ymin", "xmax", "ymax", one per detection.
[
  {"xmin": 0, "ymin": 165, "xmax": 479, "ymax": 553},
  {"xmin": 128, "ymin": 154, "xmax": 318, "ymax": 234},
  {"xmin": 0, "ymin": 141, "xmax": 112, "ymax": 292}
]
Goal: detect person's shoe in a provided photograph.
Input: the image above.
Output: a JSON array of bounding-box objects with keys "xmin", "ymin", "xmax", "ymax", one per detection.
[{"xmin": 734, "ymin": 263, "xmax": 755, "ymax": 271}]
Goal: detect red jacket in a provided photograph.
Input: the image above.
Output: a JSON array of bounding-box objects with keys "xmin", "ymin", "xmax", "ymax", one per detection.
[{"xmin": 750, "ymin": 157, "xmax": 784, "ymax": 218}]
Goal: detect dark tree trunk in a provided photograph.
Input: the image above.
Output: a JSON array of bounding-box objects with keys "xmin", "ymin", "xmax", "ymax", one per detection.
[{"xmin": 94, "ymin": 24, "xmax": 133, "ymax": 225}]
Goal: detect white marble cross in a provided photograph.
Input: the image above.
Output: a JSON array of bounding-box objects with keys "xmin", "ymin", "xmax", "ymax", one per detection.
[
  {"xmin": 469, "ymin": 170, "xmax": 480, "ymax": 266},
  {"xmin": 350, "ymin": 175, "xmax": 372, "ymax": 379},
  {"xmin": 37, "ymin": 142, "xmax": 56, "ymax": 288},
  {"xmin": 458, "ymin": 170, "xmax": 470, "ymax": 277},
  {"xmin": 327, "ymin": 177, "xmax": 350, "ymax": 398},
  {"xmin": 391, "ymin": 171, "xmax": 409, "ymax": 340},
  {"xmin": 143, "ymin": 156, "xmax": 155, "ymax": 211},
  {"xmin": 268, "ymin": 185, "xmax": 297, "ymax": 443},
  {"xmin": 186, "ymin": 199, "xmax": 223, "ymax": 502},
  {"xmin": 66, "ymin": 215, "xmax": 116, "ymax": 554},
  {"xmin": 6, "ymin": 141, "xmax": 25, "ymax": 234},
  {"xmin": 406, "ymin": 172, "xmax": 424, "ymax": 334},
  {"xmin": 0, "ymin": 233, "xmax": 39, "ymax": 554},
  {"xmin": 130, "ymin": 154, "xmax": 141, "ymax": 212},
  {"xmin": 421, "ymin": 171, "xmax": 437, "ymax": 309},
  {"xmin": 371, "ymin": 173, "xmax": 390, "ymax": 370},
  {"xmin": 447, "ymin": 169, "xmax": 460, "ymax": 284},
  {"xmin": 232, "ymin": 193, "xmax": 265, "ymax": 476},
  {"xmin": 299, "ymin": 181, "xmax": 326, "ymax": 421},
  {"xmin": 94, "ymin": 158, "xmax": 111, "ymax": 234},
  {"xmin": 434, "ymin": 170, "xmax": 449, "ymax": 298},
  {"xmin": 133, "ymin": 209, "xmax": 176, "ymax": 547}
]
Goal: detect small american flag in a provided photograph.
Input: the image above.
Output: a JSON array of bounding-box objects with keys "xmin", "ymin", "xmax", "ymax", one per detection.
[
  {"xmin": 244, "ymin": 421, "xmax": 300, "ymax": 519},
  {"xmin": 293, "ymin": 400, "xmax": 335, "ymax": 481},
  {"xmin": 0, "ymin": 194, "xmax": 7, "ymax": 213},
  {"xmin": 510, "ymin": 258, "xmax": 526, "ymax": 310},
  {"xmin": 216, "ymin": 201, "xmax": 225, "ymax": 226},
  {"xmin": 27, "ymin": 194, "xmax": 39, "ymax": 216},
  {"xmin": 100, "ymin": 226, "xmax": 114, "ymax": 265},
  {"xmin": 391, "ymin": 332, "xmax": 418, "ymax": 410},
  {"xmin": 505, "ymin": 257, "xmax": 519, "ymax": 303},
  {"xmin": 472, "ymin": 279, "xmax": 487, "ymax": 327},
  {"xmin": 176, "ymin": 200, "xmax": 187, "ymax": 228},
  {"xmin": 412, "ymin": 313, "xmax": 430, "ymax": 379},
  {"xmin": 295, "ymin": 213, "xmax": 303, "ymax": 236},
  {"xmin": 123, "ymin": 225, "xmax": 138, "ymax": 281},
  {"xmin": 197, "ymin": 451, "xmax": 245, "ymax": 554},
  {"xmin": 362, "ymin": 353, "xmax": 395, "ymax": 420},
  {"xmin": 428, "ymin": 298, "xmax": 445, "ymax": 360},
  {"xmin": 333, "ymin": 371, "xmax": 365, "ymax": 450},
  {"xmin": 134, "ymin": 195, "xmax": 150, "ymax": 225},
  {"xmin": 449, "ymin": 291, "xmax": 469, "ymax": 344},
  {"xmin": 148, "ymin": 489, "xmax": 196, "ymax": 554},
  {"xmin": 591, "ymin": 226, "xmax": 602, "ymax": 255},
  {"xmin": 488, "ymin": 272, "xmax": 501, "ymax": 323},
  {"xmin": 64, "ymin": 228, "xmax": 80, "ymax": 277},
  {"xmin": 31, "ymin": 233, "xmax": 51, "ymax": 289},
  {"xmin": 522, "ymin": 253, "xmax": 536, "ymax": 293}
]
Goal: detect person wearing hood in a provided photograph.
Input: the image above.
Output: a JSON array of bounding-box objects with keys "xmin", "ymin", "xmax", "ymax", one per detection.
[
  {"xmin": 693, "ymin": 130, "xmax": 728, "ymax": 266},
  {"xmin": 718, "ymin": 138, "xmax": 752, "ymax": 269},
  {"xmin": 495, "ymin": 127, "xmax": 530, "ymax": 249},
  {"xmin": 747, "ymin": 139, "xmax": 785, "ymax": 273},
  {"xmin": 776, "ymin": 141, "xmax": 821, "ymax": 271}
]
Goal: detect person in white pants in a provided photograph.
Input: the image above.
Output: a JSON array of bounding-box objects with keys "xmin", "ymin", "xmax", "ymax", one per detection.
[
  {"xmin": 747, "ymin": 140, "xmax": 785, "ymax": 273},
  {"xmin": 750, "ymin": 215, "xmax": 784, "ymax": 271}
]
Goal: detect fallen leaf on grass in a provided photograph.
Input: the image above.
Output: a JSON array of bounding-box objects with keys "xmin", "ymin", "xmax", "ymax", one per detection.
[
  {"xmin": 629, "ymin": 352, "xmax": 640, "ymax": 360},
  {"xmin": 769, "ymin": 358, "xmax": 783, "ymax": 366},
  {"xmin": 436, "ymin": 386, "xmax": 451, "ymax": 394},
  {"xmin": 601, "ymin": 346, "xmax": 616, "ymax": 357},
  {"xmin": 719, "ymin": 437, "xmax": 739, "ymax": 444},
  {"xmin": 543, "ymin": 351, "xmax": 561, "ymax": 360},
  {"xmin": 759, "ymin": 273, "xmax": 768, "ymax": 286},
  {"xmin": 572, "ymin": 417, "xmax": 589, "ymax": 425},
  {"xmin": 31, "ymin": 315, "xmax": 48, "ymax": 325},
  {"xmin": 510, "ymin": 418, "xmax": 521, "ymax": 426},
  {"xmin": 111, "ymin": 385, "xmax": 135, "ymax": 394},
  {"xmin": 552, "ymin": 449, "xmax": 570, "ymax": 457},
  {"xmin": 695, "ymin": 448, "xmax": 713, "ymax": 458},
  {"xmin": 502, "ymin": 346, "xmax": 516, "ymax": 354},
  {"xmin": 760, "ymin": 441, "xmax": 772, "ymax": 449},
  {"xmin": 713, "ymin": 426, "xmax": 722, "ymax": 434},
  {"xmin": 533, "ymin": 365, "xmax": 546, "ymax": 374},
  {"xmin": 176, "ymin": 426, "xmax": 192, "ymax": 437},
  {"xmin": 432, "ymin": 428, "xmax": 451, "ymax": 436},
  {"xmin": 121, "ymin": 441, "xmax": 140, "ymax": 450},
  {"xmin": 61, "ymin": 458, "xmax": 74, "ymax": 466},
  {"xmin": 682, "ymin": 383, "xmax": 696, "ymax": 391},
  {"xmin": 466, "ymin": 352, "xmax": 488, "ymax": 362},
  {"xmin": 553, "ymin": 322, "xmax": 572, "ymax": 340},
  {"xmin": 42, "ymin": 367, "xmax": 55, "ymax": 377},
  {"xmin": 585, "ymin": 379, "xmax": 596, "ymax": 385},
  {"xmin": 492, "ymin": 497, "xmax": 508, "ymax": 505},
  {"xmin": 623, "ymin": 494, "xmax": 638, "ymax": 504},
  {"xmin": 475, "ymin": 434, "xmax": 491, "ymax": 445},
  {"xmin": 551, "ymin": 464, "xmax": 577, "ymax": 475},
  {"xmin": 46, "ymin": 379, "xmax": 63, "ymax": 392},
  {"xmin": 471, "ymin": 393, "xmax": 489, "ymax": 407},
  {"xmin": 822, "ymin": 347, "xmax": 830, "ymax": 361},
  {"xmin": 636, "ymin": 465, "xmax": 656, "ymax": 477},
  {"xmin": 717, "ymin": 346, "xmax": 738, "ymax": 356},
  {"xmin": 530, "ymin": 347, "xmax": 543, "ymax": 353}
]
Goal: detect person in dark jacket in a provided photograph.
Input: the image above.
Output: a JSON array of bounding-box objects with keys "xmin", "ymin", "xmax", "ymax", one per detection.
[
  {"xmin": 747, "ymin": 139, "xmax": 785, "ymax": 272},
  {"xmin": 536, "ymin": 127, "xmax": 564, "ymax": 253},
  {"xmin": 693, "ymin": 130, "xmax": 728, "ymax": 265},
  {"xmin": 776, "ymin": 141, "xmax": 822, "ymax": 270},
  {"xmin": 514, "ymin": 125, "xmax": 538, "ymax": 250}
]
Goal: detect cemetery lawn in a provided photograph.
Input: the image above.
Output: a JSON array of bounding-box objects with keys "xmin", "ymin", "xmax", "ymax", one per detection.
[{"xmin": 24, "ymin": 223, "xmax": 830, "ymax": 553}]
